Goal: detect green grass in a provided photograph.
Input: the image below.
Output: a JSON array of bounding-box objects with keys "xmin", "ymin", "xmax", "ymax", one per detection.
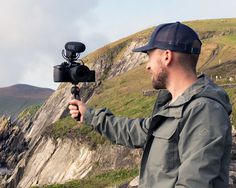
[
  {"xmin": 89, "ymin": 64, "xmax": 156, "ymax": 118},
  {"xmin": 203, "ymin": 61, "xmax": 236, "ymax": 80},
  {"xmin": 32, "ymin": 168, "xmax": 139, "ymax": 188},
  {"xmin": 46, "ymin": 116, "xmax": 78, "ymax": 139},
  {"xmin": 45, "ymin": 116, "xmax": 107, "ymax": 148},
  {"xmin": 204, "ymin": 35, "xmax": 236, "ymax": 68},
  {"xmin": 185, "ymin": 18, "xmax": 236, "ymax": 33},
  {"xmin": 217, "ymin": 35, "xmax": 236, "ymax": 45},
  {"xmin": 17, "ymin": 104, "xmax": 41, "ymax": 122},
  {"xmin": 197, "ymin": 35, "xmax": 236, "ymax": 70},
  {"xmin": 225, "ymin": 88, "xmax": 236, "ymax": 128}
]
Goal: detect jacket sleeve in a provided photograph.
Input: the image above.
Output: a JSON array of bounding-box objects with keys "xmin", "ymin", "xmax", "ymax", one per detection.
[
  {"xmin": 175, "ymin": 99, "xmax": 232, "ymax": 188},
  {"xmin": 83, "ymin": 107, "xmax": 151, "ymax": 148}
]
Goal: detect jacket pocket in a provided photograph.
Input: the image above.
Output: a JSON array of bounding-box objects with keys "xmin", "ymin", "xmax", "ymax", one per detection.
[
  {"xmin": 152, "ymin": 118, "xmax": 178, "ymax": 139},
  {"xmin": 149, "ymin": 119, "xmax": 180, "ymax": 171}
]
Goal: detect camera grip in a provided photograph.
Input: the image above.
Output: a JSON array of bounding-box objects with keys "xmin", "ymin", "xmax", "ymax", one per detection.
[
  {"xmin": 71, "ymin": 86, "xmax": 81, "ymax": 121},
  {"xmin": 74, "ymin": 95, "xmax": 81, "ymax": 121}
]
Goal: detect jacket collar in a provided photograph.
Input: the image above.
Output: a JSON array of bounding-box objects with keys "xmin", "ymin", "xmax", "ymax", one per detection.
[{"xmin": 153, "ymin": 74, "xmax": 208, "ymax": 118}]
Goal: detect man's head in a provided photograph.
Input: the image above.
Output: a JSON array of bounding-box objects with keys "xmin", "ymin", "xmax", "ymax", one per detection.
[
  {"xmin": 133, "ymin": 21, "xmax": 202, "ymax": 55},
  {"xmin": 133, "ymin": 22, "xmax": 202, "ymax": 90}
]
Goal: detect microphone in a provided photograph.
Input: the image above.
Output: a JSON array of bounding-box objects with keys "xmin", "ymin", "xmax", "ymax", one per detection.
[{"xmin": 65, "ymin": 42, "xmax": 86, "ymax": 53}]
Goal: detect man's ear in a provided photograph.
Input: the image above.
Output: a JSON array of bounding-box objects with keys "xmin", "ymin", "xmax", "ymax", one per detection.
[{"xmin": 163, "ymin": 50, "xmax": 172, "ymax": 66}]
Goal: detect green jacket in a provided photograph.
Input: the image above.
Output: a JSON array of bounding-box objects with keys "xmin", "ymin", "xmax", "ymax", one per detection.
[{"xmin": 83, "ymin": 74, "xmax": 232, "ymax": 188}]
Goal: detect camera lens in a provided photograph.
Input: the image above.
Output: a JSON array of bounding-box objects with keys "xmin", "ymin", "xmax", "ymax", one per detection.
[{"xmin": 70, "ymin": 65, "xmax": 90, "ymax": 82}]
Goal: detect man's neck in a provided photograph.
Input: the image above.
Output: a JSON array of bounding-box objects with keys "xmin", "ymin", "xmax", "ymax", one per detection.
[{"xmin": 167, "ymin": 72, "xmax": 197, "ymax": 103}]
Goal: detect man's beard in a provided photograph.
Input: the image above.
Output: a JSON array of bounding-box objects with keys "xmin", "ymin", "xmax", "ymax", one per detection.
[{"xmin": 152, "ymin": 67, "xmax": 168, "ymax": 90}]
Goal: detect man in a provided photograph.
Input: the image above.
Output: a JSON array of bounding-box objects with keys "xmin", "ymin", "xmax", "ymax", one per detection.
[{"xmin": 69, "ymin": 22, "xmax": 232, "ymax": 188}]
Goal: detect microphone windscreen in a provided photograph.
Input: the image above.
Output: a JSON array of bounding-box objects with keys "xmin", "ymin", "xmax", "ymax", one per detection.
[{"xmin": 65, "ymin": 42, "xmax": 86, "ymax": 53}]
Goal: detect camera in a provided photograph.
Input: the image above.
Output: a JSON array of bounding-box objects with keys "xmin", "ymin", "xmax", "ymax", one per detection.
[{"xmin": 53, "ymin": 42, "xmax": 95, "ymax": 85}]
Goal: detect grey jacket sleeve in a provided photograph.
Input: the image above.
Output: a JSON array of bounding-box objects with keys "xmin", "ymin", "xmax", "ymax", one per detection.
[
  {"xmin": 83, "ymin": 107, "xmax": 151, "ymax": 148},
  {"xmin": 175, "ymin": 99, "xmax": 232, "ymax": 188}
]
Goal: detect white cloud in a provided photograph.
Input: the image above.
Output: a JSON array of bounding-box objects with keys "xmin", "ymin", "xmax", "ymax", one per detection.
[
  {"xmin": 0, "ymin": 0, "xmax": 108, "ymax": 89},
  {"xmin": 0, "ymin": 0, "xmax": 235, "ymax": 89}
]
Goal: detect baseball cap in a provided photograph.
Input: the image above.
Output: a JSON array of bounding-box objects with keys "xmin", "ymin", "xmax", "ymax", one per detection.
[{"xmin": 133, "ymin": 22, "xmax": 202, "ymax": 54}]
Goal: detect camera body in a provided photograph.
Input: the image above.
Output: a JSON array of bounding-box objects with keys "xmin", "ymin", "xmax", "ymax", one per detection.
[
  {"xmin": 53, "ymin": 62, "xmax": 95, "ymax": 84},
  {"xmin": 53, "ymin": 42, "xmax": 95, "ymax": 85}
]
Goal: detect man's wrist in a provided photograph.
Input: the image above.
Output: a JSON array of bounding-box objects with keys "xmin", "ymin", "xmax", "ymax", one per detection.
[{"xmin": 83, "ymin": 107, "xmax": 94, "ymax": 125}]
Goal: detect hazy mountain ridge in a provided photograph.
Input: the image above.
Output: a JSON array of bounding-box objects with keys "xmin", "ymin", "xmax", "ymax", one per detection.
[
  {"xmin": 0, "ymin": 18, "xmax": 236, "ymax": 187},
  {"xmin": 0, "ymin": 84, "xmax": 54, "ymax": 119},
  {"xmin": 0, "ymin": 84, "xmax": 54, "ymax": 99}
]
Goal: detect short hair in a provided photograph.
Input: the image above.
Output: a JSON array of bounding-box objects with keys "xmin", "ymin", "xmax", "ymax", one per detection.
[{"xmin": 174, "ymin": 52, "xmax": 199, "ymax": 74}]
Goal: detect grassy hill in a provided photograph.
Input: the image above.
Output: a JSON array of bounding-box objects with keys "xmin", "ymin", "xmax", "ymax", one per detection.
[
  {"xmin": 88, "ymin": 18, "xmax": 236, "ymax": 122},
  {"xmin": 84, "ymin": 18, "xmax": 236, "ymax": 77},
  {"xmin": 88, "ymin": 63, "xmax": 156, "ymax": 118}
]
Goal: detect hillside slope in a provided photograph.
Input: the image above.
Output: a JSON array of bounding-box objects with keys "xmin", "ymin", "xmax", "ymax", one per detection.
[
  {"xmin": 88, "ymin": 18, "xmax": 236, "ymax": 119},
  {"xmin": 0, "ymin": 18, "xmax": 236, "ymax": 188},
  {"xmin": 0, "ymin": 84, "xmax": 54, "ymax": 119}
]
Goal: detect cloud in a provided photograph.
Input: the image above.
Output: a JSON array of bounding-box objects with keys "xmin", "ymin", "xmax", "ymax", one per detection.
[
  {"xmin": 0, "ymin": 0, "xmax": 108, "ymax": 89},
  {"xmin": 0, "ymin": 0, "xmax": 235, "ymax": 89}
]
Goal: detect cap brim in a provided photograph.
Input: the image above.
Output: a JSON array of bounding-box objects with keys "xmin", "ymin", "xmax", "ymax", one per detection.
[{"xmin": 132, "ymin": 44, "xmax": 155, "ymax": 53}]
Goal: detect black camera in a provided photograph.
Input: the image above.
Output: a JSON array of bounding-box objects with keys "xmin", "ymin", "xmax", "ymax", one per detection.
[{"xmin": 53, "ymin": 42, "xmax": 95, "ymax": 85}]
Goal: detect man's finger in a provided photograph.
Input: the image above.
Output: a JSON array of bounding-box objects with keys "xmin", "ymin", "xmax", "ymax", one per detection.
[
  {"xmin": 70, "ymin": 109, "xmax": 79, "ymax": 114},
  {"xmin": 69, "ymin": 99, "xmax": 82, "ymax": 105},
  {"xmin": 68, "ymin": 105, "xmax": 78, "ymax": 110},
  {"xmin": 71, "ymin": 113, "xmax": 79, "ymax": 118}
]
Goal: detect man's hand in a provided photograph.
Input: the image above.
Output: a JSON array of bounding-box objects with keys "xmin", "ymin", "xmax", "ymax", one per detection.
[{"xmin": 68, "ymin": 99, "xmax": 87, "ymax": 122}]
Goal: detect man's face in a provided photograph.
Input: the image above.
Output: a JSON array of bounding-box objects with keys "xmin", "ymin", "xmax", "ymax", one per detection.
[{"xmin": 146, "ymin": 49, "xmax": 168, "ymax": 90}]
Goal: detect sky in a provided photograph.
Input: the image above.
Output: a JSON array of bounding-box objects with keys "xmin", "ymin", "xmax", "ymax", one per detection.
[{"xmin": 0, "ymin": 0, "xmax": 235, "ymax": 90}]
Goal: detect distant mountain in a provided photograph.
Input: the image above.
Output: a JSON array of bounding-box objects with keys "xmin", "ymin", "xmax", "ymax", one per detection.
[{"xmin": 0, "ymin": 84, "xmax": 54, "ymax": 119}]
